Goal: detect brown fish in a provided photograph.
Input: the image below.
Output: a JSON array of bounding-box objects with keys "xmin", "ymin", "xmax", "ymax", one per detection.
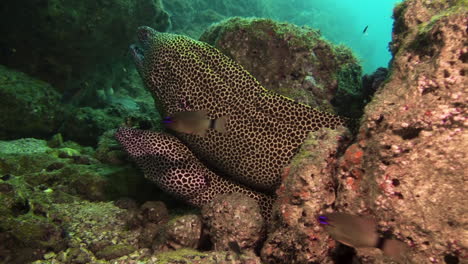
[
  {"xmin": 319, "ymin": 213, "xmax": 408, "ymax": 258},
  {"xmin": 162, "ymin": 110, "xmax": 227, "ymax": 136},
  {"xmin": 319, "ymin": 212, "xmax": 379, "ymax": 248}
]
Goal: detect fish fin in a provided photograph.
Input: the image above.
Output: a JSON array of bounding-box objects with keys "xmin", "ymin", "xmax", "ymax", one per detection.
[
  {"xmin": 381, "ymin": 239, "xmax": 408, "ymax": 258},
  {"xmin": 214, "ymin": 116, "xmax": 228, "ymax": 133}
]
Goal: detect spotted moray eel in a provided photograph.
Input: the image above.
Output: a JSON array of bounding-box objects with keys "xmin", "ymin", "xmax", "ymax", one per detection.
[
  {"xmin": 116, "ymin": 127, "xmax": 274, "ymax": 219},
  {"xmin": 116, "ymin": 26, "xmax": 348, "ymax": 214}
]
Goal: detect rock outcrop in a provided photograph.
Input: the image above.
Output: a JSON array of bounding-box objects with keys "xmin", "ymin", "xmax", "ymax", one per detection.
[
  {"xmin": 201, "ymin": 17, "xmax": 364, "ymax": 117},
  {"xmin": 334, "ymin": 1, "xmax": 467, "ymax": 263}
]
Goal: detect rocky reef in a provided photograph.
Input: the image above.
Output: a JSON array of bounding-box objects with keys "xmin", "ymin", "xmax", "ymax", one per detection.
[
  {"xmin": 201, "ymin": 17, "xmax": 364, "ymax": 118},
  {"xmin": 261, "ymin": 1, "xmax": 467, "ymax": 263},
  {"xmin": 0, "ymin": 0, "xmax": 169, "ymax": 95},
  {"xmin": 0, "ymin": 66, "xmax": 64, "ymax": 140},
  {"xmin": 342, "ymin": 0, "xmax": 467, "ymax": 262},
  {"xmin": 0, "ymin": 0, "xmax": 466, "ymax": 263}
]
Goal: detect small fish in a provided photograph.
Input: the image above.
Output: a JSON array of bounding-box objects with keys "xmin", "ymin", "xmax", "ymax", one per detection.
[
  {"xmin": 162, "ymin": 110, "xmax": 227, "ymax": 136},
  {"xmin": 228, "ymin": 241, "xmax": 242, "ymax": 255},
  {"xmin": 362, "ymin": 25, "xmax": 369, "ymax": 34},
  {"xmin": 319, "ymin": 213, "xmax": 408, "ymax": 258}
]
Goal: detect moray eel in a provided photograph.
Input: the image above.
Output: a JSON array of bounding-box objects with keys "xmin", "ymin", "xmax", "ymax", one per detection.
[
  {"xmin": 115, "ymin": 127, "xmax": 274, "ymax": 219},
  {"xmin": 128, "ymin": 26, "xmax": 347, "ymax": 193}
]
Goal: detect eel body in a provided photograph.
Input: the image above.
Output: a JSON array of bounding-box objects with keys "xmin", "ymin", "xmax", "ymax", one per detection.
[
  {"xmin": 129, "ymin": 26, "xmax": 347, "ymax": 193},
  {"xmin": 116, "ymin": 127, "xmax": 274, "ymax": 219}
]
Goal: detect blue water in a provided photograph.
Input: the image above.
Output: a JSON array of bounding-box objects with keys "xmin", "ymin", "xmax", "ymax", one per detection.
[{"xmin": 269, "ymin": 0, "xmax": 403, "ymax": 74}]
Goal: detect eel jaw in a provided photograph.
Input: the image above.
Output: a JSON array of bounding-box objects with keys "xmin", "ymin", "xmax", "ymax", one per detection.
[
  {"xmin": 129, "ymin": 44, "xmax": 144, "ymax": 71},
  {"xmin": 115, "ymin": 127, "xmax": 146, "ymax": 159},
  {"xmin": 130, "ymin": 26, "xmax": 155, "ymax": 74}
]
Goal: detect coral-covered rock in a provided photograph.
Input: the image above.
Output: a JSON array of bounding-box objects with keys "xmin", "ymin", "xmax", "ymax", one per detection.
[
  {"xmin": 140, "ymin": 201, "xmax": 170, "ymax": 225},
  {"xmin": 95, "ymin": 244, "xmax": 137, "ymax": 261},
  {"xmin": 0, "ymin": 137, "xmax": 151, "ymax": 201},
  {"xmin": 154, "ymin": 214, "xmax": 203, "ymax": 251},
  {"xmin": 335, "ymin": 1, "xmax": 467, "ymax": 263},
  {"xmin": 201, "ymin": 17, "xmax": 363, "ymax": 117},
  {"xmin": 0, "ymin": 172, "xmax": 68, "ymax": 264},
  {"xmin": 95, "ymin": 129, "xmax": 129, "ymax": 165},
  {"xmin": 0, "ymin": 137, "xmax": 172, "ymax": 263},
  {"xmin": 0, "ymin": 65, "xmax": 64, "ymax": 140},
  {"xmin": 56, "ymin": 247, "xmax": 95, "ymax": 264},
  {"xmin": 136, "ymin": 201, "xmax": 170, "ymax": 248},
  {"xmin": 260, "ymin": 127, "xmax": 350, "ymax": 264},
  {"xmin": 202, "ymin": 193, "xmax": 265, "ymax": 252},
  {"xmin": 52, "ymin": 201, "xmax": 140, "ymax": 260},
  {"xmin": 60, "ymin": 107, "xmax": 122, "ymax": 147},
  {"xmin": 60, "ymin": 93, "xmax": 160, "ymax": 146}
]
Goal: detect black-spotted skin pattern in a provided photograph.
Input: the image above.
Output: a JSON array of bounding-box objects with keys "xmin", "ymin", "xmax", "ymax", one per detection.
[
  {"xmin": 135, "ymin": 26, "xmax": 347, "ymax": 193},
  {"xmin": 115, "ymin": 127, "xmax": 274, "ymax": 219}
]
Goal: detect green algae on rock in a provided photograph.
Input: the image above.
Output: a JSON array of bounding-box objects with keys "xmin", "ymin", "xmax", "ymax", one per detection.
[
  {"xmin": 200, "ymin": 17, "xmax": 364, "ymax": 117},
  {"xmin": 162, "ymin": 0, "xmax": 268, "ymax": 38},
  {"xmin": 0, "ymin": 170, "xmax": 69, "ymax": 263},
  {"xmin": 0, "ymin": 136, "xmax": 174, "ymax": 263},
  {"xmin": 0, "ymin": 66, "xmax": 64, "ymax": 140},
  {"xmin": 0, "ymin": 0, "xmax": 170, "ymax": 94}
]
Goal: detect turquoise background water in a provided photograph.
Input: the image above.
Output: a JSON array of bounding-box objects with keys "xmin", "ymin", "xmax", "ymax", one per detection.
[{"xmin": 268, "ymin": 0, "xmax": 403, "ymax": 74}]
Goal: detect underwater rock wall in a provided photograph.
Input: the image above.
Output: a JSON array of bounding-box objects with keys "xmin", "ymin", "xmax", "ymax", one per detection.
[
  {"xmin": 261, "ymin": 127, "xmax": 351, "ymax": 263},
  {"xmin": 335, "ymin": 0, "xmax": 467, "ymax": 263},
  {"xmin": 201, "ymin": 17, "xmax": 364, "ymax": 117},
  {"xmin": 258, "ymin": 1, "xmax": 467, "ymax": 263},
  {"xmin": 0, "ymin": 0, "xmax": 466, "ymax": 263},
  {"xmin": 0, "ymin": 0, "xmax": 169, "ymax": 99},
  {"xmin": 0, "ymin": 66, "xmax": 64, "ymax": 140}
]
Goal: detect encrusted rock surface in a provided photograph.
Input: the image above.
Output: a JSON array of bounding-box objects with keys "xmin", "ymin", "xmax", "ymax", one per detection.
[
  {"xmin": 0, "ymin": 137, "xmax": 158, "ymax": 263},
  {"xmin": 0, "ymin": 66, "xmax": 64, "ymax": 140},
  {"xmin": 1, "ymin": 1, "xmax": 466, "ymax": 263},
  {"xmin": 334, "ymin": 1, "xmax": 467, "ymax": 263},
  {"xmin": 154, "ymin": 214, "xmax": 204, "ymax": 251},
  {"xmin": 261, "ymin": 127, "xmax": 350, "ymax": 264},
  {"xmin": 362, "ymin": 67, "xmax": 389, "ymax": 103},
  {"xmin": 202, "ymin": 193, "xmax": 265, "ymax": 252},
  {"xmin": 52, "ymin": 201, "xmax": 140, "ymax": 259},
  {"xmin": 201, "ymin": 17, "xmax": 364, "ymax": 117}
]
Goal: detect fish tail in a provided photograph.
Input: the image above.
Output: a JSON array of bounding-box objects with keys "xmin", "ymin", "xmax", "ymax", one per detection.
[{"xmin": 214, "ymin": 116, "xmax": 228, "ymax": 133}]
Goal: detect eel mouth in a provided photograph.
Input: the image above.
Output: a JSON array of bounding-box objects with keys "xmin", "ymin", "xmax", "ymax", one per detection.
[
  {"xmin": 130, "ymin": 44, "xmax": 145, "ymax": 64},
  {"xmin": 130, "ymin": 26, "xmax": 155, "ymax": 67}
]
